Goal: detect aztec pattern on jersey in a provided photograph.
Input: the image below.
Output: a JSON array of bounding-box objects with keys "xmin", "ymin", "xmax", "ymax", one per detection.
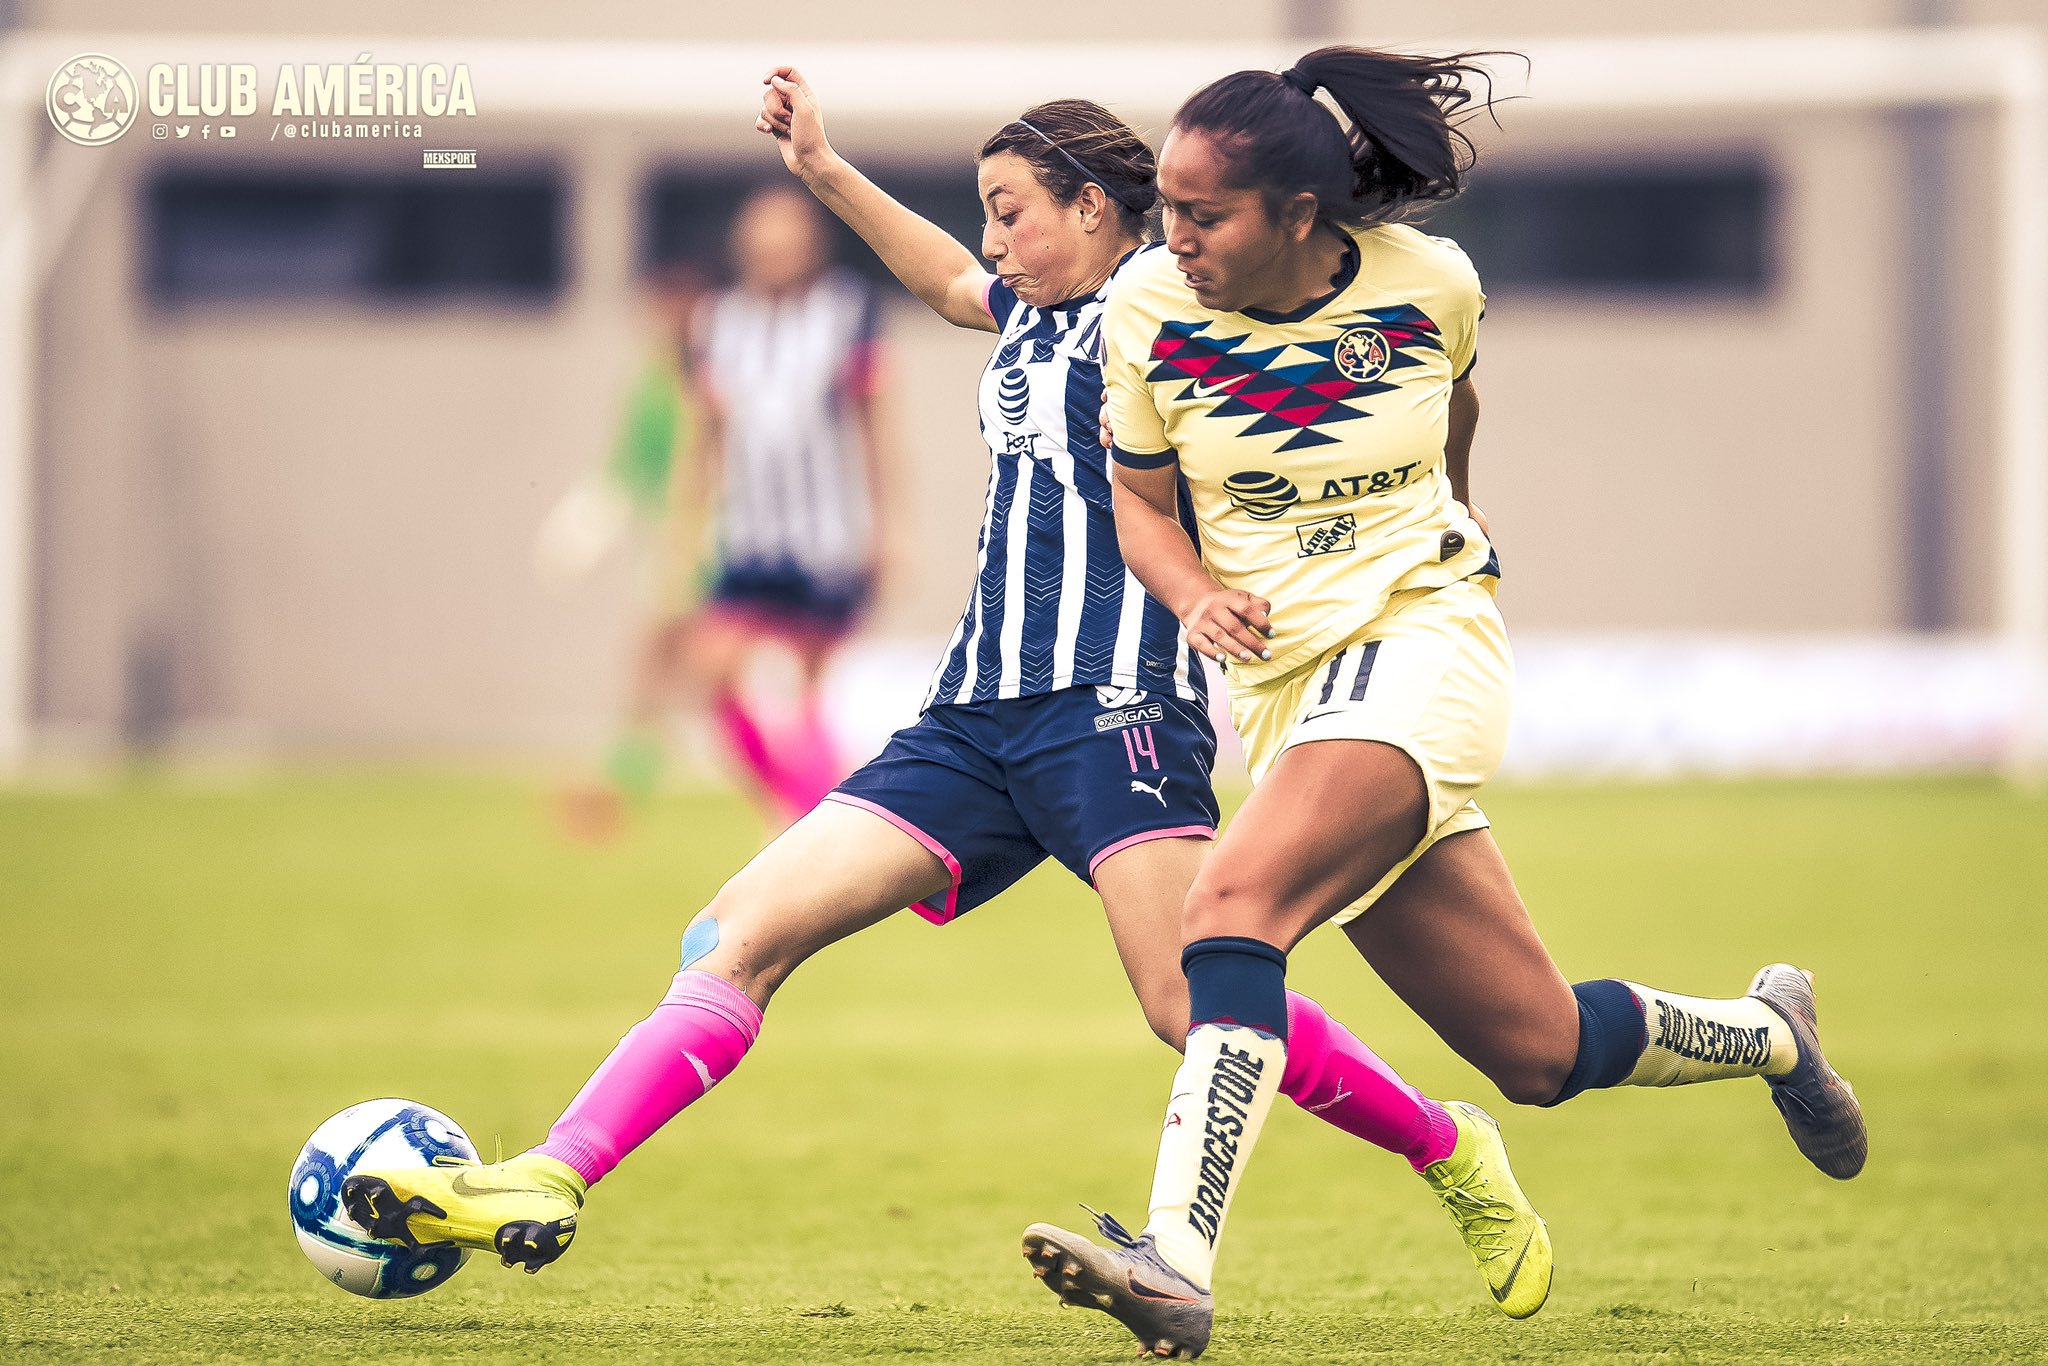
[{"xmin": 1143, "ymin": 304, "xmax": 1444, "ymax": 452}]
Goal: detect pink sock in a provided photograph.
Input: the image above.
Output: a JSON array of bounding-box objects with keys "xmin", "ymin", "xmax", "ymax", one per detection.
[
  {"xmin": 714, "ymin": 690, "xmax": 782, "ymax": 793},
  {"xmin": 532, "ymin": 970, "xmax": 763, "ymax": 1186},
  {"xmin": 715, "ymin": 690, "xmax": 822, "ymax": 820},
  {"xmin": 1281, "ymin": 990, "xmax": 1458, "ymax": 1171},
  {"xmin": 778, "ymin": 696, "xmax": 844, "ymax": 811}
]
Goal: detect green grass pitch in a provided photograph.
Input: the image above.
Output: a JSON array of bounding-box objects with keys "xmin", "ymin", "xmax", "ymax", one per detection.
[{"xmin": 2, "ymin": 773, "xmax": 2044, "ymax": 1362}]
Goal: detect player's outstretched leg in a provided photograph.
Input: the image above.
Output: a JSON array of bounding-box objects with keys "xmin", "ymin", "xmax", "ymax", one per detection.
[
  {"xmin": 342, "ymin": 966, "xmax": 761, "ymax": 1272},
  {"xmin": 1350, "ymin": 830, "xmax": 1867, "ymax": 1179},
  {"xmin": 345, "ymin": 802, "xmax": 948, "ymax": 1273},
  {"xmin": 1551, "ymin": 969, "xmax": 1867, "ymax": 1179}
]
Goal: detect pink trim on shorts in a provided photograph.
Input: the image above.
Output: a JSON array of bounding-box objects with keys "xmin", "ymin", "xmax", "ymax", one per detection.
[
  {"xmin": 822, "ymin": 792, "xmax": 963, "ymax": 925},
  {"xmin": 1087, "ymin": 824, "xmax": 1216, "ymax": 880}
]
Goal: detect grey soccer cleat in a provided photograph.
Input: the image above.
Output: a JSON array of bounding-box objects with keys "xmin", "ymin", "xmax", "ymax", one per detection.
[
  {"xmin": 1024, "ymin": 1210, "xmax": 1213, "ymax": 1360},
  {"xmin": 1749, "ymin": 963, "xmax": 1867, "ymax": 1179}
]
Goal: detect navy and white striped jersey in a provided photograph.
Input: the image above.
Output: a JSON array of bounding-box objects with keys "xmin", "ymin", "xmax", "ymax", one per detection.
[
  {"xmin": 695, "ymin": 268, "xmax": 881, "ymax": 583},
  {"xmin": 925, "ymin": 247, "xmax": 1202, "ymax": 709}
]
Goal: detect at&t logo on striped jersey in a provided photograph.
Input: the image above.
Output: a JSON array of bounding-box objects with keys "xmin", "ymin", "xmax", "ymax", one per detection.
[{"xmin": 996, "ymin": 368, "xmax": 1030, "ymax": 424}]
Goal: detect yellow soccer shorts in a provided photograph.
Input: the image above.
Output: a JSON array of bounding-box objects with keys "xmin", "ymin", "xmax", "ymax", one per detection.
[{"xmin": 1226, "ymin": 577, "xmax": 1512, "ymax": 924}]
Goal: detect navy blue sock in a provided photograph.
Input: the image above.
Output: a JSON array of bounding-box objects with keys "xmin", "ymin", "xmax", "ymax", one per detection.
[
  {"xmin": 1181, "ymin": 936, "xmax": 1289, "ymax": 1041},
  {"xmin": 1544, "ymin": 979, "xmax": 1648, "ymax": 1106}
]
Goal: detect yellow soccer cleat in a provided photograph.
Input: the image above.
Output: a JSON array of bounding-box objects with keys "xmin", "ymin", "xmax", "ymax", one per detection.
[
  {"xmin": 1419, "ymin": 1101, "xmax": 1553, "ymax": 1319},
  {"xmin": 341, "ymin": 1152, "xmax": 586, "ymax": 1274}
]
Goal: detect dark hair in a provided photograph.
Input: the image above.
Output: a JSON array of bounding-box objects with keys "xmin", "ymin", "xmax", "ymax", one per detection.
[
  {"xmin": 979, "ymin": 98, "xmax": 1158, "ymax": 236},
  {"xmin": 1173, "ymin": 46, "xmax": 1506, "ymax": 227}
]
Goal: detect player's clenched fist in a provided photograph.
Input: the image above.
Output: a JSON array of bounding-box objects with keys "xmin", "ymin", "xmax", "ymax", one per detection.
[
  {"xmin": 1181, "ymin": 588, "xmax": 1274, "ymax": 665},
  {"xmin": 756, "ymin": 65, "xmax": 833, "ymax": 179}
]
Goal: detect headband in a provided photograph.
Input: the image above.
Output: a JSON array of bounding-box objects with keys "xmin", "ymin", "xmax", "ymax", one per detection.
[{"xmin": 1015, "ymin": 119, "xmax": 1151, "ymax": 215}]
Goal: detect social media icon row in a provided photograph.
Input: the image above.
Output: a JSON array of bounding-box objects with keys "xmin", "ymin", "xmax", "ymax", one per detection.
[{"xmin": 150, "ymin": 123, "xmax": 237, "ymax": 140}]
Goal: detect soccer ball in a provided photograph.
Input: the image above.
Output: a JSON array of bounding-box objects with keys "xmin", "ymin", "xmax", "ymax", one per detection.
[{"xmin": 289, "ymin": 1098, "xmax": 478, "ymax": 1298}]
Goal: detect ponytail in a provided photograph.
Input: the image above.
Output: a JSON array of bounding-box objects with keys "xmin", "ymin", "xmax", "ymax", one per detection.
[{"xmin": 1174, "ymin": 46, "xmax": 1507, "ymax": 226}]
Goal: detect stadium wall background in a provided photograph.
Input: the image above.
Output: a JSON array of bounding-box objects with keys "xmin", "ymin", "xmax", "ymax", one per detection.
[{"xmin": 11, "ymin": 0, "xmax": 2046, "ymax": 775}]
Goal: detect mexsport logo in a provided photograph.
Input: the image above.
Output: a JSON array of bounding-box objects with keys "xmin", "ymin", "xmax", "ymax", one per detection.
[{"xmin": 1223, "ymin": 470, "xmax": 1300, "ymax": 521}]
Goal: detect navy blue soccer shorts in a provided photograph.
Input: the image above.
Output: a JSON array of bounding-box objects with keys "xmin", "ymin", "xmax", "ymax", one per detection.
[
  {"xmin": 708, "ymin": 559, "xmax": 872, "ymax": 636},
  {"xmin": 826, "ymin": 685, "xmax": 1219, "ymax": 924}
]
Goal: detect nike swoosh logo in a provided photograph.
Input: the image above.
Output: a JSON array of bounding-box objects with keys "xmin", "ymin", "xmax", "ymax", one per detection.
[
  {"xmin": 449, "ymin": 1171, "xmax": 524, "ymax": 1198},
  {"xmin": 1490, "ymin": 1234, "xmax": 1535, "ymax": 1304},
  {"xmin": 1126, "ymin": 1275, "xmax": 1203, "ymax": 1304},
  {"xmin": 1190, "ymin": 374, "xmax": 1251, "ymax": 401}
]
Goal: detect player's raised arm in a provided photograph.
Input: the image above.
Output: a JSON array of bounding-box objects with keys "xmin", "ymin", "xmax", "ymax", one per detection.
[{"xmin": 759, "ymin": 66, "xmax": 997, "ymax": 332}]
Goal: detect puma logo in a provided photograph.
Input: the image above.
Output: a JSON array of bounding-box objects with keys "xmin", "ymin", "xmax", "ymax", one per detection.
[{"xmin": 1130, "ymin": 777, "xmax": 1168, "ymax": 806}]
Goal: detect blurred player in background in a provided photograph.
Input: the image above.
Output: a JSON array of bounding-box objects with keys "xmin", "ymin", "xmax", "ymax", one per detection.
[
  {"xmin": 544, "ymin": 189, "xmax": 889, "ymax": 836},
  {"xmin": 1024, "ymin": 46, "xmax": 1868, "ymax": 1359},
  {"xmin": 540, "ymin": 261, "xmax": 712, "ymax": 840},
  {"xmin": 689, "ymin": 184, "xmax": 890, "ymax": 827},
  {"xmin": 339, "ymin": 68, "xmax": 1549, "ymax": 1321}
]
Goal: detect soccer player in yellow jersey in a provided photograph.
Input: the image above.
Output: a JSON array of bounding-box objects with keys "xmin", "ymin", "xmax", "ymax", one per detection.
[
  {"xmin": 339, "ymin": 68, "xmax": 1549, "ymax": 1330},
  {"xmin": 1024, "ymin": 46, "xmax": 1868, "ymax": 1359}
]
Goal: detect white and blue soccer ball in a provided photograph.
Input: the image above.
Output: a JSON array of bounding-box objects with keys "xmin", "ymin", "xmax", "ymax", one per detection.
[{"xmin": 289, "ymin": 1098, "xmax": 478, "ymax": 1299}]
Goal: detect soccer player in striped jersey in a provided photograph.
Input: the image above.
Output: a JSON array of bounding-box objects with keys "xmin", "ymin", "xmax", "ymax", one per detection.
[
  {"xmin": 687, "ymin": 186, "xmax": 890, "ymax": 825},
  {"xmin": 1024, "ymin": 47, "xmax": 1866, "ymax": 1359},
  {"xmin": 340, "ymin": 67, "xmax": 1547, "ymax": 1317}
]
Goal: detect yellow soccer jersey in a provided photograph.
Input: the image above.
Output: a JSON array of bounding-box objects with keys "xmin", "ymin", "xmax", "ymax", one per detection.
[{"xmin": 1104, "ymin": 223, "xmax": 1497, "ymax": 683}]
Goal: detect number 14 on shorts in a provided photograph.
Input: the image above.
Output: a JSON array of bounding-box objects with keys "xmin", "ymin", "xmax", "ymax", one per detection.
[{"xmin": 1122, "ymin": 725, "xmax": 1159, "ymax": 772}]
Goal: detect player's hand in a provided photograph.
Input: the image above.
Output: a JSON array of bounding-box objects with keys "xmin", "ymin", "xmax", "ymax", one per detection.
[
  {"xmin": 1098, "ymin": 391, "xmax": 1114, "ymax": 452},
  {"xmin": 1182, "ymin": 588, "xmax": 1274, "ymax": 665},
  {"xmin": 1468, "ymin": 503, "xmax": 1493, "ymax": 539},
  {"xmin": 757, "ymin": 66, "xmax": 832, "ymax": 179}
]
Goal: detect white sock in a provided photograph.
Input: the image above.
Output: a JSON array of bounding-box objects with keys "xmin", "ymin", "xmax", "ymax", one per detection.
[
  {"xmin": 1140, "ymin": 1024, "xmax": 1286, "ymax": 1289},
  {"xmin": 1621, "ymin": 982, "xmax": 1797, "ymax": 1086}
]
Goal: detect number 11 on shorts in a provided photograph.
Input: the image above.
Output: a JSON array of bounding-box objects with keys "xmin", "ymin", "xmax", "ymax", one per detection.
[{"xmin": 1123, "ymin": 725, "xmax": 1159, "ymax": 772}]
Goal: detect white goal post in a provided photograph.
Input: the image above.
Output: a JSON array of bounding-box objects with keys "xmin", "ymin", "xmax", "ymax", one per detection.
[{"xmin": 0, "ymin": 25, "xmax": 2042, "ymax": 778}]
